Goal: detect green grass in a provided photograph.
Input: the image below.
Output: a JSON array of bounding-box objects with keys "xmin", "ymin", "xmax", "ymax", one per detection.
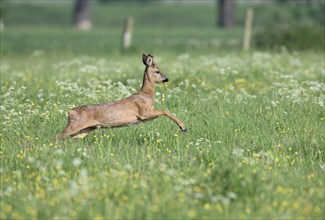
[
  {"xmin": 1, "ymin": 47, "xmax": 324, "ymax": 219},
  {"xmin": 0, "ymin": 27, "xmax": 243, "ymax": 56},
  {"xmin": 1, "ymin": 2, "xmax": 325, "ymax": 219}
]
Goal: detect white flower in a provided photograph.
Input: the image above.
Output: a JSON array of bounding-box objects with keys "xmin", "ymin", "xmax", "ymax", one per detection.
[{"xmin": 72, "ymin": 157, "xmax": 82, "ymax": 167}]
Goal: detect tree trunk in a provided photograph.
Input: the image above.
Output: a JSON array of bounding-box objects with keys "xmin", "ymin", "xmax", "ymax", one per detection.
[
  {"xmin": 218, "ymin": 0, "xmax": 236, "ymax": 28},
  {"xmin": 73, "ymin": 0, "xmax": 92, "ymax": 31}
]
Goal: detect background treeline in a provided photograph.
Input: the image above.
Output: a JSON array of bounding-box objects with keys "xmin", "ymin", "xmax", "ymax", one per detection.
[{"xmin": 0, "ymin": 0, "xmax": 324, "ymax": 52}]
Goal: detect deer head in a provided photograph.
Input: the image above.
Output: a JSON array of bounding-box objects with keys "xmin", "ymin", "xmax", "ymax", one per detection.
[{"xmin": 142, "ymin": 53, "xmax": 168, "ymax": 83}]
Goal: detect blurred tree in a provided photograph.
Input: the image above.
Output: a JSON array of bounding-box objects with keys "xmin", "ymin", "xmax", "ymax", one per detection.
[
  {"xmin": 73, "ymin": 0, "xmax": 92, "ymax": 31},
  {"xmin": 0, "ymin": 0, "xmax": 5, "ymax": 31},
  {"xmin": 218, "ymin": 0, "xmax": 236, "ymax": 28}
]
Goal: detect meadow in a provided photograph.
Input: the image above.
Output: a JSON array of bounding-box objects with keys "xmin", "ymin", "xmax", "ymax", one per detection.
[{"xmin": 1, "ymin": 1, "xmax": 325, "ymax": 219}]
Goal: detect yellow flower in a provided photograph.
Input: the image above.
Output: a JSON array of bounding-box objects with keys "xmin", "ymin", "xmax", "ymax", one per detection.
[
  {"xmin": 193, "ymin": 186, "xmax": 202, "ymax": 193},
  {"xmin": 150, "ymin": 205, "xmax": 160, "ymax": 213},
  {"xmin": 314, "ymin": 206, "xmax": 321, "ymax": 213},
  {"xmin": 121, "ymin": 194, "xmax": 128, "ymax": 203},
  {"xmin": 178, "ymin": 192, "xmax": 185, "ymax": 199},
  {"xmin": 245, "ymin": 207, "xmax": 251, "ymax": 214},
  {"xmin": 235, "ymin": 78, "xmax": 246, "ymax": 84},
  {"xmin": 204, "ymin": 203, "xmax": 211, "ymax": 210},
  {"xmin": 26, "ymin": 207, "xmax": 37, "ymax": 217},
  {"xmin": 272, "ymin": 200, "xmax": 278, "ymax": 207},
  {"xmin": 188, "ymin": 209, "xmax": 196, "ymax": 218},
  {"xmin": 3, "ymin": 204, "xmax": 12, "ymax": 213},
  {"xmin": 52, "ymin": 178, "xmax": 59, "ymax": 186},
  {"xmin": 95, "ymin": 215, "xmax": 104, "ymax": 220},
  {"xmin": 215, "ymin": 203, "xmax": 223, "ymax": 213},
  {"xmin": 281, "ymin": 200, "xmax": 288, "ymax": 207}
]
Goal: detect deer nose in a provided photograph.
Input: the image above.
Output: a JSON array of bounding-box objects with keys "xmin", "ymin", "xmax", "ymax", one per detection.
[{"xmin": 163, "ymin": 78, "xmax": 169, "ymax": 83}]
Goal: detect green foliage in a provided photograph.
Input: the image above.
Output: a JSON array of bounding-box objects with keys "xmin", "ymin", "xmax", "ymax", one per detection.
[
  {"xmin": 239, "ymin": 2, "xmax": 324, "ymax": 28},
  {"xmin": 254, "ymin": 25, "xmax": 325, "ymax": 51}
]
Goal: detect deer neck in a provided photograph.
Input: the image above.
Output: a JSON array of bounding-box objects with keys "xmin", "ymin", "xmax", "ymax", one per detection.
[{"xmin": 140, "ymin": 72, "xmax": 155, "ymax": 97}]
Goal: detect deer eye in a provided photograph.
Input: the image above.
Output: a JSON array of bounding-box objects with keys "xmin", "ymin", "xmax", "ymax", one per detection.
[{"xmin": 156, "ymin": 71, "xmax": 160, "ymax": 74}]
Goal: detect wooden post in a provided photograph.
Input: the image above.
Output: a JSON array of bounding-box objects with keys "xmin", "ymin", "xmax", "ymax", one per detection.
[
  {"xmin": 121, "ymin": 17, "xmax": 133, "ymax": 50},
  {"xmin": 73, "ymin": 0, "xmax": 92, "ymax": 31},
  {"xmin": 243, "ymin": 9, "xmax": 253, "ymax": 51}
]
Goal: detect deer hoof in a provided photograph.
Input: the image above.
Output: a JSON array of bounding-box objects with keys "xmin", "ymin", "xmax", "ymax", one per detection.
[{"xmin": 181, "ymin": 127, "xmax": 187, "ymax": 132}]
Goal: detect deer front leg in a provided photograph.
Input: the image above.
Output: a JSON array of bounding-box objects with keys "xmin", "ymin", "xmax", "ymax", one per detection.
[{"xmin": 142, "ymin": 110, "xmax": 187, "ymax": 132}]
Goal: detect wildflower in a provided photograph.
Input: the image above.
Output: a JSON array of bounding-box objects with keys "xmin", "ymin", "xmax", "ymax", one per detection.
[
  {"xmin": 215, "ymin": 203, "xmax": 223, "ymax": 213},
  {"xmin": 150, "ymin": 205, "xmax": 160, "ymax": 213},
  {"xmin": 193, "ymin": 186, "xmax": 202, "ymax": 193},
  {"xmin": 55, "ymin": 159, "xmax": 63, "ymax": 169},
  {"xmin": 314, "ymin": 206, "xmax": 321, "ymax": 213},
  {"xmin": 204, "ymin": 203, "xmax": 211, "ymax": 210},
  {"xmin": 3, "ymin": 204, "xmax": 12, "ymax": 213},
  {"xmin": 245, "ymin": 208, "xmax": 251, "ymax": 214},
  {"xmin": 94, "ymin": 215, "xmax": 104, "ymax": 220},
  {"xmin": 178, "ymin": 192, "xmax": 185, "ymax": 199},
  {"xmin": 72, "ymin": 157, "xmax": 82, "ymax": 167},
  {"xmin": 188, "ymin": 209, "xmax": 197, "ymax": 218}
]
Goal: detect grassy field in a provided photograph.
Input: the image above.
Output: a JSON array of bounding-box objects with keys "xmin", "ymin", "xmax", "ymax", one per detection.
[{"xmin": 1, "ymin": 1, "xmax": 325, "ymax": 220}]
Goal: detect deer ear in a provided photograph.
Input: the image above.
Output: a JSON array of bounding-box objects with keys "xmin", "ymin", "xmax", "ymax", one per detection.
[
  {"xmin": 142, "ymin": 53, "xmax": 153, "ymax": 66},
  {"xmin": 142, "ymin": 54, "xmax": 148, "ymax": 65},
  {"xmin": 146, "ymin": 56, "xmax": 153, "ymax": 66}
]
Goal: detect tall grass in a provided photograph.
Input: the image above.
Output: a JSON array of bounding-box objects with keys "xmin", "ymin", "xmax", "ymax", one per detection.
[{"xmin": 1, "ymin": 48, "xmax": 324, "ymax": 218}]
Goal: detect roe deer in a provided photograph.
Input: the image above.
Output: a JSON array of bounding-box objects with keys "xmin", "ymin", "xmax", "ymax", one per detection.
[{"xmin": 56, "ymin": 53, "xmax": 187, "ymax": 141}]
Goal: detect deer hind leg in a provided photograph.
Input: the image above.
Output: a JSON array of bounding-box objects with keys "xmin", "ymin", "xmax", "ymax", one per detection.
[
  {"xmin": 56, "ymin": 109, "xmax": 92, "ymax": 141},
  {"xmin": 72, "ymin": 127, "xmax": 96, "ymax": 139},
  {"xmin": 55, "ymin": 122, "xmax": 85, "ymax": 141}
]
